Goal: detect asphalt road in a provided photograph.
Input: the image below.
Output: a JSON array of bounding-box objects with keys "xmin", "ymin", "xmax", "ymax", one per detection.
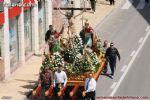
[
  {"xmin": 28, "ymin": 0, "xmax": 150, "ymax": 99},
  {"xmin": 95, "ymin": 0, "xmax": 150, "ymax": 98}
]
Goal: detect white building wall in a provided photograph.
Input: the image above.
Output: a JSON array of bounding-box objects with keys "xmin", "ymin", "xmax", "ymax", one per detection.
[
  {"xmin": 45, "ymin": 0, "xmax": 52, "ymax": 30},
  {"xmin": 0, "ymin": 26, "xmax": 3, "ymax": 58},
  {"xmin": 3, "ymin": 0, "xmax": 10, "ymax": 79},
  {"xmin": 18, "ymin": 7, "xmax": 25, "ymax": 65},
  {"xmin": 0, "ymin": 0, "xmax": 53, "ymax": 80},
  {"xmin": 74, "ymin": 0, "xmax": 81, "ymax": 15},
  {"xmin": 49, "ymin": 0, "xmax": 52, "ymax": 25},
  {"xmin": 32, "ymin": 1, "xmax": 40, "ymax": 54}
]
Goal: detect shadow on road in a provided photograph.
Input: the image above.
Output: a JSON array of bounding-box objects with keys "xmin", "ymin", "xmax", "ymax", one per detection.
[
  {"xmin": 128, "ymin": 0, "xmax": 150, "ymax": 24},
  {"xmin": 101, "ymin": 73, "xmax": 114, "ymax": 79}
]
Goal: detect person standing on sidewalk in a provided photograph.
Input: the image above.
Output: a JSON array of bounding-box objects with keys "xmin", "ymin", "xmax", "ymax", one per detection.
[
  {"xmin": 90, "ymin": 0, "xmax": 96, "ymax": 12},
  {"xmin": 83, "ymin": 72, "xmax": 96, "ymax": 100},
  {"xmin": 105, "ymin": 42, "xmax": 120, "ymax": 79},
  {"xmin": 45, "ymin": 25, "xmax": 53, "ymax": 42},
  {"xmin": 102, "ymin": 40, "xmax": 109, "ymax": 74},
  {"xmin": 109, "ymin": 0, "xmax": 115, "ymax": 5}
]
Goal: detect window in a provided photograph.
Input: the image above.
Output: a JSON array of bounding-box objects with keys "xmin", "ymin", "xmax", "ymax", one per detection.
[
  {"xmin": 38, "ymin": 0, "xmax": 46, "ymax": 45},
  {"xmin": 0, "ymin": 2, "xmax": 4, "ymax": 12},
  {"xmin": 0, "ymin": 41, "xmax": 1, "ymax": 57},
  {"xmin": 0, "ymin": 26, "xmax": 2, "ymax": 57},
  {"xmin": 9, "ymin": 17, "xmax": 19, "ymax": 67},
  {"xmin": 24, "ymin": 9, "xmax": 32, "ymax": 56}
]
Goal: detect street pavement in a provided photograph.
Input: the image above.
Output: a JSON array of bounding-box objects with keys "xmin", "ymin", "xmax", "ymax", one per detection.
[
  {"xmin": 95, "ymin": 0, "xmax": 150, "ymax": 98},
  {"xmin": 114, "ymin": 31, "xmax": 150, "ymax": 97}
]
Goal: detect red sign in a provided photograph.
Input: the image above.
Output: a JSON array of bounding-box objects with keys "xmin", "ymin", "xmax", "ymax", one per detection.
[
  {"xmin": 8, "ymin": 6, "xmax": 22, "ymax": 19},
  {"xmin": 0, "ymin": 0, "xmax": 4, "ymax": 3},
  {"xmin": 24, "ymin": 0, "xmax": 35, "ymax": 11},
  {"xmin": 0, "ymin": 12, "xmax": 4, "ymax": 25},
  {"xmin": 0, "ymin": 0, "xmax": 35, "ymax": 24}
]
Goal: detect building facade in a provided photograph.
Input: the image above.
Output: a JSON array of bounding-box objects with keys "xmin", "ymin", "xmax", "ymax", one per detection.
[
  {"xmin": 0, "ymin": 0, "xmax": 54, "ymax": 80},
  {"xmin": 0, "ymin": 0, "xmax": 82, "ymax": 80}
]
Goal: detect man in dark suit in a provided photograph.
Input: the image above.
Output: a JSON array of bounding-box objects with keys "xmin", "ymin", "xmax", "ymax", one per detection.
[
  {"xmin": 105, "ymin": 42, "xmax": 120, "ymax": 79},
  {"xmin": 45, "ymin": 25, "xmax": 53, "ymax": 42},
  {"xmin": 145, "ymin": 0, "xmax": 149, "ymax": 3}
]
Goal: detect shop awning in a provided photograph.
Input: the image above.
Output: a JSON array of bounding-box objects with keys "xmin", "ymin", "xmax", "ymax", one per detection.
[
  {"xmin": 4, "ymin": 0, "xmax": 36, "ymax": 20},
  {"xmin": 30, "ymin": 0, "xmax": 35, "ymax": 3},
  {"xmin": 23, "ymin": 0, "xmax": 35, "ymax": 11},
  {"xmin": 0, "ymin": 12, "xmax": 4, "ymax": 25},
  {"xmin": 23, "ymin": 0, "xmax": 30, "ymax": 11},
  {"xmin": 8, "ymin": 6, "xmax": 21, "ymax": 19}
]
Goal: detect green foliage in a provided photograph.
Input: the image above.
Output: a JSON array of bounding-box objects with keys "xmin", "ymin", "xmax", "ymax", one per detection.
[
  {"xmin": 94, "ymin": 39, "xmax": 105, "ymax": 55},
  {"xmin": 40, "ymin": 35, "xmax": 103, "ymax": 77},
  {"xmin": 42, "ymin": 55, "xmax": 54, "ymax": 70},
  {"xmin": 64, "ymin": 35, "xmax": 83, "ymax": 63},
  {"xmin": 52, "ymin": 52, "xmax": 64, "ymax": 67}
]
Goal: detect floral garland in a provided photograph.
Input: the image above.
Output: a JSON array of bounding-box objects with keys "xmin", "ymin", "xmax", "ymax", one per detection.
[
  {"xmin": 40, "ymin": 35, "xmax": 103, "ymax": 80},
  {"xmin": 42, "ymin": 55, "xmax": 54, "ymax": 70},
  {"xmin": 64, "ymin": 35, "xmax": 83, "ymax": 63},
  {"xmin": 94, "ymin": 39, "xmax": 105, "ymax": 56},
  {"xmin": 72, "ymin": 35, "xmax": 83, "ymax": 51},
  {"xmin": 52, "ymin": 52, "xmax": 64, "ymax": 67}
]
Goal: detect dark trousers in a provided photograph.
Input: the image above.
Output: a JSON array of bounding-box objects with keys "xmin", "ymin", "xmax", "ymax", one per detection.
[
  {"xmin": 41, "ymin": 82, "xmax": 51, "ymax": 91},
  {"xmin": 90, "ymin": 0, "xmax": 96, "ymax": 11},
  {"xmin": 54, "ymin": 83, "xmax": 64, "ymax": 95},
  {"xmin": 109, "ymin": 0, "xmax": 115, "ymax": 5},
  {"xmin": 85, "ymin": 91, "xmax": 95, "ymax": 100},
  {"xmin": 103, "ymin": 61, "xmax": 108, "ymax": 74},
  {"xmin": 53, "ymin": 83, "xmax": 64, "ymax": 100},
  {"xmin": 145, "ymin": 0, "xmax": 149, "ymax": 3},
  {"xmin": 109, "ymin": 59, "xmax": 116, "ymax": 76}
]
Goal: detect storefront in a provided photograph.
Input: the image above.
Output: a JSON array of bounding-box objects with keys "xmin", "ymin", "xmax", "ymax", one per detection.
[
  {"xmin": 0, "ymin": 40, "xmax": 1, "ymax": 57},
  {"xmin": 38, "ymin": 0, "xmax": 46, "ymax": 45},
  {"xmin": 24, "ymin": 9, "xmax": 32, "ymax": 57},
  {"xmin": 0, "ymin": 2, "xmax": 3, "ymax": 12},
  {"xmin": 0, "ymin": 25, "xmax": 4, "ymax": 80},
  {"xmin": 9, "ymin": 17, "xmax": 19, "ymax": 68},
  {"xmin": 0, "ymin": 26, "xmax": 2, "ymax": 57},
  {"xmin": 0, "ymin": 0, "xmax": 53, "ymax": 80}
]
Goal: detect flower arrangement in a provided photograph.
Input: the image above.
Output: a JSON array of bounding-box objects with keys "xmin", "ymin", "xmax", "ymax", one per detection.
[
  {"xmin": 52, "ymin": 52, "xmax": 64, "ymax": 67},
  {"xmin": 42, "ymin": 55, "xmax": 54, "ymax": 70},
  {"xmin": 94, "ymin": 39, "xmax": 104, "ymax": 56},
  {"xmin": 79, "ymin": 50, "xmax": 100, "ymax": 73},
  {"xmin": 51, "ymin": 42, "xmax": 62, "ymax": 54},
  {"xmin": 64, "ymin": 49, "xmax": 77, "ymax": 63},
  {"xmin": 89, "ymin": 52, "xmax": 100, "ymax": 72},
  {"xmin": 72, "ymin": 35, "xmax": 83, "ymax": 52},
  {"xmin": 73, "ymin": 53, "xmax": 82, "ymax": 67},
  {"xmin": 40, "ymin": 35, "xmax": 102, "ymax": 81},
  {"xmin": 64, "ymin": 35, "xmax": 83, "ymax": 63},
  {"xmin": 69, "ymin": 48, "xmax": 100, "ymax": 75}
]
